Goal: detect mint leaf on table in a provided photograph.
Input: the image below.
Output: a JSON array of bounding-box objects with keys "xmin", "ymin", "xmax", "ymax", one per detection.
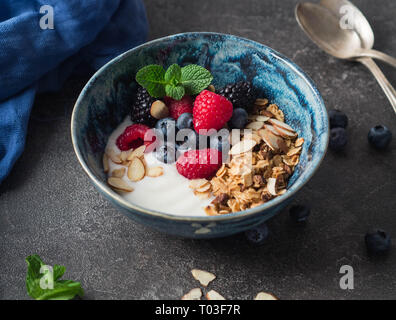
[
  {"xmin": 26, "ymin": 254, "xmax": 84, "ymax": 300},
  {"xmin": 135, "ymin": 64, "xmax": 213, "ymax": 100},
  {"xmin": 180, "ymin": 65, "xmax": 213, "ymax": 95},
  {"xmin": 136, "ymin": 65, "xmax": 166, "ymax": 98}
]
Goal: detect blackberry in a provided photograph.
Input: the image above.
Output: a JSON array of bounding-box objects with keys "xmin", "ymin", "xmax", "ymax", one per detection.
[
  {"xmin": 218, "ymin": 81, "xmax": 256, "ymax": 111},
  {"xmin": 131, "ymin": 86, "xmax": 156, "ymax": 126}
]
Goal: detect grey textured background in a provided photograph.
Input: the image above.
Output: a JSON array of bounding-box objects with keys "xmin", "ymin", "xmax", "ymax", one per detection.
[{"xmin": 1, "ymin": 0, "xmax": 396, "ymax": 300}]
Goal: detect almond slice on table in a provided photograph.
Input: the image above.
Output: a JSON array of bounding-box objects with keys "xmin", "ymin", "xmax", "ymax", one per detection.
[
  {"xmin": 127, "ymin": 145, "xmax": 146, "ymax": 160},
  {"xmin": 191, "ymin": 269, "xmax": 216, "ymax": 287},
  {"xmin": 229, "ymin": 139, "xmax": 257, "ymax": 155},
  {"xmin": 254, "ymin": 292, "xmax": 279, "ymax": 300},
  {"xmin": 181, "ymin": 288, "xmax": 203, "ymax": 300},
  {"xmin": 206, "ymin": 290, "xmax": 226, "ymax": 300},
  {"xmin": 103, "ymin": 154, "xmax": 110, "ymax": 173},
  {"xmin": 267, "ymin": 178, "xmax": 278, "ymax": 196},
  {"xmin": 111, "ymin": 168, "xmax": 126, "ymax": 178},
  {"xmin": 151, "ymin": 100, "xmax": 169, "ymax": 119},
  {"xmin": 147, "ymin": 166, "xmax": 164, "ymax": 178},
  {"xmin": 246, "ymin": 121, "xmax": 264, "ymax": 130},
  {"xmin": 269, "ymin": 118, "xmax": 296, "ymax": 134},
  {"xmin": 128, "ymin": 157, "xmax": 146, "ymax": 182},
  {"xmin": 108, "ymin": 177, "xmax": 134, "ymax": 193}
]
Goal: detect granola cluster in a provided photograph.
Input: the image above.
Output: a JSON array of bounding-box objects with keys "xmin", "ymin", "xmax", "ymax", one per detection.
[{"xmin": 200, "ymin": 99, "xmax": 304, "ymax": 216}]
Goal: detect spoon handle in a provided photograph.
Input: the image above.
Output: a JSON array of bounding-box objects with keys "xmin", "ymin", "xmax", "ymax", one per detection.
[
  {"xmin": 358, "ymin": 58, "xmax": 396, "ymax": 115},
  {"xmin": 362, "ymin": 49, "xmax": 396, "ymax": 68}
]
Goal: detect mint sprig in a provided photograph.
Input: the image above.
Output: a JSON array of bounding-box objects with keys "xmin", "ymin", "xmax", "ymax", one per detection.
[
  {"xmin": 26, "ymin": 255, "xmax": 84, "ymax": 300},
  {"xmin": 136, "ymin": 64, "xmax": 213, "ymax": 100}
]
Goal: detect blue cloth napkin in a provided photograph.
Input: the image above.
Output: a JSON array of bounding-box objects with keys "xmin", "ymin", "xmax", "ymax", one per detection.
[{"xmin": 0, "ymin": 0, "xmax": 148, "ymax": 183}]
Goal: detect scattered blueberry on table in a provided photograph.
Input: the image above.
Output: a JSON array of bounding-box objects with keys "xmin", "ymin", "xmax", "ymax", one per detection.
[
  {"xmin": 365, "ymin": 229, "xmax": 391, "ymax": 255},
  {"xmin": 368, "ymin": 125, "xmax": 392, "ymax": 150},
  {"xmin": 245, "ymin": 223, "xmax": 269, "ymax": 246},
  {"xmin": 329, "ymin": 109, "xmax": 348, "ymax": 129},
  {"xmin": 289, "ymin": 205, "xmax": 311, "ymax": 223},
  {"xmin": 329, "ymin": 127, "xmax": 348, "ymax": 151}
]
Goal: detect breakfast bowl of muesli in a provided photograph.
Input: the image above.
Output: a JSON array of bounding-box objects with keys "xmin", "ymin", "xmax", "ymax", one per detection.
[{"xmin": 71, "ymin": 32, "xmax": 329, "ymax": 239}]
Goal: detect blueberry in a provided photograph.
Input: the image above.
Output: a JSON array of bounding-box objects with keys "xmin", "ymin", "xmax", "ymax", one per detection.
[
  {"xmin": 289, "ymin": 205, "xmax": 311, "ymax": 223},
  {"xmin": 365, "ymin": 229, "xmax": 391, "ymax": 255},
  {"xmin": 329, "ymin": 109, "xmax": 348, "ymax": 129},
  {"xmin": 368, "ymin": 125, "xmax": 392, "ymax": 150},
  {"xmin": 155, "ymin": 117, "xmax": 176, "ymax": 142},
  {"xmin": 245, "ymin": 223, "xmax": 269, "ymax": 246},
  {"xmin": 210, "ymin": 132, "xmax": 230, "ymax": 153},
  {"xmin": 155, "ymin": 142, "xmax": 178, "ymax": 164},
  {"xmin": 329, "ymin": 127, "xmax": 347, "ymax": 151},
  {"xmin": 176, "ymin": 113, "xmax": 194, "ymax": 130},
  {"xmin": 229, "ymin": 108, "xmax": 248, "ymax": 129}
]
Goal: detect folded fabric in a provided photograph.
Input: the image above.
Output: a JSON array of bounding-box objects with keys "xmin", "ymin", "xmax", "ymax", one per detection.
[{"xmin": 0, "ymin": 0, "xmax": 148, "ymax": 183}]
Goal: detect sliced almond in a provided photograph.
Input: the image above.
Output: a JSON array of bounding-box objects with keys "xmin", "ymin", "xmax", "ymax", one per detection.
[
  {"xmin": 189, "ymin": 179, "xmax": 209, "ymax": 189},
  {"xmin": 194, "ymin": 191, "xmax": 211, "ymax": 200},
  {"xmin": 120, "ymin": 151, "xmax": 130, "ymax": 162},
  {"xmin": 267, "ymin": 178, "xmax": 277, "ymax": 196},
  {"xmin": 269, "ymin": 118, "xmax": 296, "ymax": 134},
  {"xmin": 196, "ymin": 183, "xmax": 211, "ymax": 193},
  {"xmin": 127, "ymin": 157, "xmax": 146, "ymax": 182},
  {"xmin": 208, "ymin": 84, "xmax": 216, "ymax": 92},
  {"xmin": 272, "ymin": 125, "xmax": 298, "ymax": 139},
  {"xmin": 295, "ymin": 137, "xmax": 305, "ymax": 147},
  {"xmin": 127, "ymin": 145, "xmax": 146, "ymax": 160},
  {"xmin": 246, "ymin": 121, "xmax": 264, "ymax": 130},
  {"xmin": 147, "ymin": 166, "xmax": 164, "ymax": 178},
  {"xmin": 205, "ymin": 206, "xmax": 220, "ymax": 216},
  {"xmin": 150, "ymin": 100, "xmax": 169, "ymax": 119},
  {"xmin": 254, "ymin": 292, "xmax": 279, "ymax": 300},
  {"xmin": 103, "ymin": 154, "xmax": 110, "ymax": 173},
  {"xmin": 206, "ymin": 290, "xmax": 226, "ymax": 300},
  {"xmin": 106, "ymin": 149, "xmax": 122, "ymax": 164},
  {"xmin": 108, "ymin": 177, "xmax": 134, "ymax": 192},
  {"xmin": 191, "ymin": 269, "xmax": 216, "ymax": 287},
  {"xmin": 255, "ymin": 98, "xmax": 269, "ymax": 106},
  {"xmin": 264, "ymin": 125, "xmax": 282, "ymax": 137},
  {"xmin": 259, "ymin": 129, "xmax": 280, "ymax": 151},
  {"xmin": 255, "ymin": 115, "xmax": 270, "ymax": 122},
  {"xmin": 182, "ymin": 288, "xmax": 202, "ymax": 300},
  {"xmin": 111, "ymin": 168, "xmax": 126, "ymax": 178},
  {"xmin": 287, "ymin": 147, "xmax": 302, "ymax": 157},
  {"xmin": 229, "ymin": 139, "xmax": 257, "ymax": 155}
]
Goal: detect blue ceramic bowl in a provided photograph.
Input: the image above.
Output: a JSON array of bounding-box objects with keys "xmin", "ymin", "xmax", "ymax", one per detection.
[{"xmin": 71, "ymin": 32, "xmax": 329, "ymax": 239}]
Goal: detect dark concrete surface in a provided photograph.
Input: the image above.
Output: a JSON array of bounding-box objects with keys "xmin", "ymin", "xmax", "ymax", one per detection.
[{"xmin": 1, "ymin": 0, "xmax": 396, "ymax": 300}]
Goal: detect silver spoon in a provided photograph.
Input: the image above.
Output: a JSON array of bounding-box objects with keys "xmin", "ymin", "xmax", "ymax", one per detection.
[{"xmin": 296, "ymin": 0, "xmax": 396, "ymax": 114}]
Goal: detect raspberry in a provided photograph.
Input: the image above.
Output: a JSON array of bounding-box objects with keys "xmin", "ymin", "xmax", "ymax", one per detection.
[
  {"xmin": 193, "ymin": 90, "xmax": 233, "ymax": 134},
  {"xmin": 176, "ymin": 149, "xmax": 222, "ymax": 180},
  {"xmin": 116, "ymin": 124, "xmax": 156, "ymax": 152},
  {"xmin": 164, "ymin": 95, "xmax": 193, "ymax": 120}
]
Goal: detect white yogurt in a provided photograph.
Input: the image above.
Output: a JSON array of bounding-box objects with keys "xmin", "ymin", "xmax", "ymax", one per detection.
[{"xmin": 105, "ymin": 118, "xmax": 214, "ymax": 216}]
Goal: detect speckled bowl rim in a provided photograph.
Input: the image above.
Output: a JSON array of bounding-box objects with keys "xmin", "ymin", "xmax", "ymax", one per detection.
[{"xmin": 71, "ymin": 32, "xmax": 329, "ymax": 222}]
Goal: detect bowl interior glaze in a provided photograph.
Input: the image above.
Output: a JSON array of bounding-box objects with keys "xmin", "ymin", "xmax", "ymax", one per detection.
[{"xmin": 72, "ymin": 32, "xmax": 328, "ymax": 221}]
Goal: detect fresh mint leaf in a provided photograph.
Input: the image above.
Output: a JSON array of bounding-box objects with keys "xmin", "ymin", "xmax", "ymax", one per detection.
[
  {"xmin": 26, "ymin": 255, "xmax": 84, "ymax": 300},
  {"xmin": 136, "ymin": 65, "xmax": 166, "ymax": 98},
  {"xmin": 181, "ymin": 65, "xmax": 213, "ymax": 95},
  {"xmin": 165, "ymin": 84, "xmax": 185, "ymax": 101},
  {"xmin": 165, "ymin": 64, "xmax": 182, "ymax": 85}
]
